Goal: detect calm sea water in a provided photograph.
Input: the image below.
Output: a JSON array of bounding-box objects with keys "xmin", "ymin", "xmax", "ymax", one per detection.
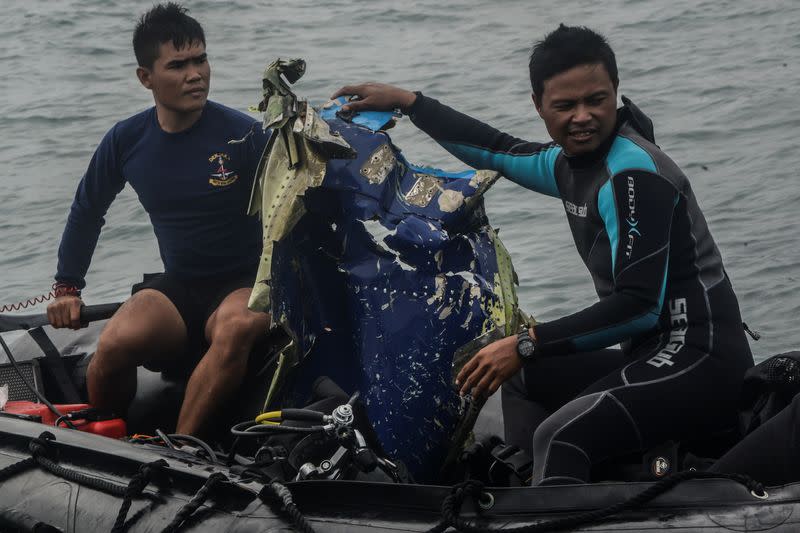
[{"xmin": 1, "ymin": 0, "xmax": 799, "ymax": 361}]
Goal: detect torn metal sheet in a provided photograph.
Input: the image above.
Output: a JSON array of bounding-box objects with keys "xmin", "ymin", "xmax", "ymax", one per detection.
[{"xmin": 248, "ymin": 59, "xmax": 528, "ymax": 482}]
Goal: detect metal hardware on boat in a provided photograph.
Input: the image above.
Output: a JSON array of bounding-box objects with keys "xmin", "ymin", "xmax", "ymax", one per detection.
[
  {"xmin": 297, "ymin": 462, "xmax": 316, "ymax": 480},
  {"xmin": 332, "ymin": 404, "xmax": 354, "ymax": 427},
  {"xmin": 478, "ymin": 491, "xmax": 495, "ymax": 510},
  {"xmin": 751, "ymin": 488, "xmax": 769, "ymax": 500}
]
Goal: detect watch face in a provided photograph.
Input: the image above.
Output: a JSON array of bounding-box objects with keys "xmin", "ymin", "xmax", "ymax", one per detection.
[{"xmin": 518, "ymin": 338, "xmax": 535, "ymax": 358}]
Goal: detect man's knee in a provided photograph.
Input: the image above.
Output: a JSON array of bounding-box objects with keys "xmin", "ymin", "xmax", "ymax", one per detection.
[
  {"xmin": 208, "ymin": 300, "xmax": 269, "ymax": 347},
  {"xmin": 93, "ymin": 326, "xmax": 139, "ymax": 374},
  {"xmin": 93, "ymin": 290, "xmax": 186, "ymax": 372}
]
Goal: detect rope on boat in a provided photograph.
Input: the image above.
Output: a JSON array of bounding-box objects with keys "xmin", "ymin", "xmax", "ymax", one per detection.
[
  {"xmin": 1, "ymin": 432, "xmax": 316, "ymax": 533},
  {"xmin": 425, "ymin": 471, "xmax": 767, "ymax": 533},
  {"xmin": 111, "ymin": 459, "xmax": 168, "ymax": 533},
  {"xmin": 0, "ymin": 454, "xmax": 36, "ymax": 482},
  {"xmin": 259, "ymin": 481, "xmax": 318, "ymax": 533},
  {"xmin": 2, "ymin": 432, "xmax": 769, "ymax": 533},
  {"xmin": 27, "ymin": 432, "xmax": 132, "ymax": 498},
  {"xmin": 159, "ymin": 472, "xmax": 228, "ymax": 533}
]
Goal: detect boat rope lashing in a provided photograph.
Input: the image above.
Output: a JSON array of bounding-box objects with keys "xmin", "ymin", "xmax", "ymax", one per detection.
[
  {"xmin": 0, "ymin": 453, "xmax": 37, "ymax": 483},
  {"xmin": 258, "ymin": 481, "xmax": 317, "ymax": 533},
  {"xmin": 111, "ymin": 459, "xmax": 169, "ymax": 533},
  {"xmin": 26, "ymin": 432, "xmax": 132, "ymax": 498},
  {"xmin": 425, "ymin": 470, "xmax": 767, "ymax": 533},
  {"xmin": 159, "ymin": 472, "xmax": 228, "ymax": 533}
]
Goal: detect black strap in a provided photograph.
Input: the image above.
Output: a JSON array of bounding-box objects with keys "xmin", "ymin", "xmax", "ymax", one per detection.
[{"xmin": 28, "ymin": 327, "xmax": 81, "ymax": 404}]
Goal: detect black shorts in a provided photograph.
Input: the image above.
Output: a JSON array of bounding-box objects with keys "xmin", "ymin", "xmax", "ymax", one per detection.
[{"xmin": 131, "ymin": 269, "xmax": 257, "ymax": 377}]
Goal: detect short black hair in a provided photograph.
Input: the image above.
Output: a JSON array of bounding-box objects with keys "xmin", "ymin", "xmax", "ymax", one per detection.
[
  {"xmin": 133, "ymin": 2, "xmax": 205, "ymax": 69},
  {"xmin": 528, "ymin": 24, "xmax": 618, "ymax": 102}
]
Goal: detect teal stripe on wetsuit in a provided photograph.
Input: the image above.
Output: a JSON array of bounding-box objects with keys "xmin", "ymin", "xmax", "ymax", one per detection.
[
  {"xmin": 573, "ymin": 136, "xmax": 665, "ymax": 350},
  {"xmin": 439, "ymin": 141, "xmax": 562, "ymax": 198},
  {"xmin": 607, "ymin": 136, "xmax": 658, "ymax": 175}
]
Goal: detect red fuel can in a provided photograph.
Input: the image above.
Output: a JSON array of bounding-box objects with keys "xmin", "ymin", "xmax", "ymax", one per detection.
[{"xmin": 2, "ymin": 401, "xmax": 127, "ymax": 439}]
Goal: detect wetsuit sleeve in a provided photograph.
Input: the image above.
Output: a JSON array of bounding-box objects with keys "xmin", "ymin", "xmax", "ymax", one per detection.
[
  {"xmin": 534, "ymin": 170, "xmax": 680, "ymax": 356},
  {"xmin": 55, "ymin": 126, "xmax": 126, "ymax": 289},
  {"xmin": 408, "ymin": 94, "xmax": 561, "ymax": 198}
]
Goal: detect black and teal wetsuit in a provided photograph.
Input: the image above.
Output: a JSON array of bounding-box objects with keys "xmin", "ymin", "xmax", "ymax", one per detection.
[{"xmin": 408, "ymin": 94, "xmax": 754, "ymax": 484}]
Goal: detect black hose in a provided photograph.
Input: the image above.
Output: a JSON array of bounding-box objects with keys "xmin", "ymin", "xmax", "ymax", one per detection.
[
  {"xmin": 0, "ymin": 335, "xmax": 77, "ymax": 429},
  {"xmin": 280, "ymin": 408, "xmax": 326, "ymax": 423}
]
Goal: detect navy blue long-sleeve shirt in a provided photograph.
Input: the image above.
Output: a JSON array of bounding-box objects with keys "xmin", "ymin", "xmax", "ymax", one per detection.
[
  {"xmin": 409, "ymin": 94, "xmax": 751, "ymax": 363},
  {"xmin": 56, "ymin": 101, "xmax": 269, "ymax": 288}
]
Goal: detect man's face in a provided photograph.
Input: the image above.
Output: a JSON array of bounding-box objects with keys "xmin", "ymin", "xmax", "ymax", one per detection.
[
  {"xmin": 533, "ymin": 63, "xmax": 618, "ymax": 156},
  {"xmin": 137, "ymin": 40, "xmax": 210, "ymax": 116}
]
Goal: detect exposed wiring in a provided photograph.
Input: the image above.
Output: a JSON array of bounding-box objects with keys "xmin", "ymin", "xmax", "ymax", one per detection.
[
  {"xmin": 155, "ymin": 429, "xmax": 177, "ymax": 451},
  {"xmin": 130, "ymin": 432, "xmax": 219, "ymax": 463},
  {"xmin": 0, "ymin": 334, "xmax": 77, "ymax": 430},
  {"xmin": 166, "ymin": 433, "xmax": 219, "ymax": 463}
]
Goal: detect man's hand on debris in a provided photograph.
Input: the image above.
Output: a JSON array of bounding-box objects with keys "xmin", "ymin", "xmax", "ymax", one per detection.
[
  {"xmin": 456, "ymin": 335, "xmax": 522, "ymax": 398},
  {"xmin": 331, "ymin": 83, "xmax": 417, "ymax": 114}
]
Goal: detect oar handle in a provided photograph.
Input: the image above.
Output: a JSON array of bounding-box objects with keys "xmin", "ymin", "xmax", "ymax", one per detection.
[
  {"xmin": 79, "ymin": 302, "xmax": 123, "ymax": 326},
  {"xmin": 0, "ymin": 302, "xmax": 123, "ymax": 333}
]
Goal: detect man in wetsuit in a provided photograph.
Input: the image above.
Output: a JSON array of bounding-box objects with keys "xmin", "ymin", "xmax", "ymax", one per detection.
[
  {"xmin": 334, "ymin": 24, "xmax": 754, "ymax": 484},
  {"xmin": 46, "ymin": 3, "xmax": 271, "ymax": 436}
]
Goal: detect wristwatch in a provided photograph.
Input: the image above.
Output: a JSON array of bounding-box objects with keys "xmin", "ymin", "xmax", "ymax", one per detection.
[{"xmin": 516, "ymin": 328, "xmax": 537, "ymax": 363}]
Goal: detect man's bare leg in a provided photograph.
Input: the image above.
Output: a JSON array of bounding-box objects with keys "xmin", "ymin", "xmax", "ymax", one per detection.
[
  {"xmin": 176, "ymin": 288, "xmax": 269, "ymax": 435},
  {"xmin": 87, "ymin": 290, "xmax": 187, "ymax": 414}
]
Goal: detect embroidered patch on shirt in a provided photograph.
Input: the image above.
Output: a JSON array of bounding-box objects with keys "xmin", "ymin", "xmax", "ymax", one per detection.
[{"xmin": 208, "ymin": 152, "xmax": 239, "ymax": 187}]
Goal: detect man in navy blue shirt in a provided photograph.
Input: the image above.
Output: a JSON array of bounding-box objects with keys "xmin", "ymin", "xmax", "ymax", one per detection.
[{"xmin": 47, "ymin": 3, "xmax": 270, "ymax": 436}]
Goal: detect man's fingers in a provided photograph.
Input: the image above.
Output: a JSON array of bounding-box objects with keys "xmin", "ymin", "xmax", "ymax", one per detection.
[
  {"xmin": 69, "ymin": 302, "xmax": 82, "ymax": 329},
  {"xmin": 456, "ymin": 353, "xmax": 481, "ymax": 386},
  {"xmin": 488, "ymin": 378, "xmax": 504, "ymax": 397},
  {"xmin": 331, "ymin": 84, "xmax": 362, "ymax": 100},
  {"xmin": 459, "ymin": 361, "xmax": 488, "ymax": 396},
  {"xmin": 340, "ymin": 98, "xmax": 373, "ymax": 113},
  {"xmin": 473, "ymin": 370, "xmax": 496, "ymax": 399},
  {"xmin": 62, "ymin": 304, "xmax": 73, "ymax": 329},
  {"xmin": 46, "ymin": 306, "xmax": 57, "ymax": 328}
]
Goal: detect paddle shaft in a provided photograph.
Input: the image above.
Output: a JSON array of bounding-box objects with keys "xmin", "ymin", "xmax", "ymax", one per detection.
[{"xmin": 0, "ymin": 302, "xmax": 123, "ymax": 333}]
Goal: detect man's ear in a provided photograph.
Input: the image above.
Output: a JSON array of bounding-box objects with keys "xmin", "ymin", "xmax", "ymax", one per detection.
[
  {"xmin": 531, "ymin": 93, "xmax": 544, "ymax": 118},
  {"xmin": 136, "ymin": 66, "xmax": 153, "ymax": 90}
]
